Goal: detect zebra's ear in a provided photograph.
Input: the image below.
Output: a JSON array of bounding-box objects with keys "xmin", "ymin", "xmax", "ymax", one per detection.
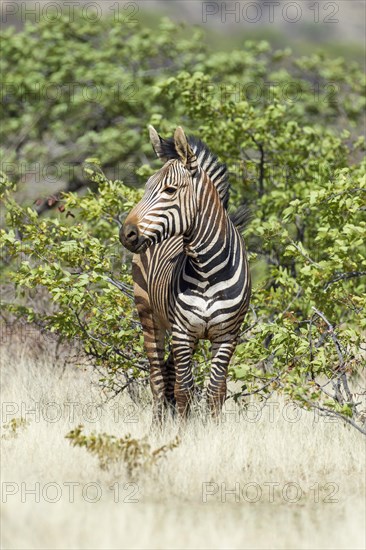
[
  {"xmin": 148, "ymin": 125, "xmax": 165, "ymax": 159},
  {"xmin": 174, "ymin": 127, "xmax": 196, "ymax": 171}
]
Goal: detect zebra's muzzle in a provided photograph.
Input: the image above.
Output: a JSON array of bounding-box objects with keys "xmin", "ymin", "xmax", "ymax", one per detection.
[{"xmin": 120, "ymin": 223, "xmax": 149, "ymax": 254}]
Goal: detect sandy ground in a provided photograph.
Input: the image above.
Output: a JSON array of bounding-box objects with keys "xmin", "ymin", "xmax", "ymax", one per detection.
[{"xmin": 1, "ymin": 340, "xmax": 365, "ymax": 550}]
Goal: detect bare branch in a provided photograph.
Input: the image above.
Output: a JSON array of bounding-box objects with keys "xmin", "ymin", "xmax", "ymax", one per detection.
[
  {"xmin": 312, "ymin": 307, "xmax": 344, "ymax": 363},
  {"xmin": 312, "ymin": 307, "xmax": 354, "ymax": 404},
  {"xmin": 105, "ymin": 276, "xmax": 134, "ymax": 301},
  {"xmin": 302, "ymin": 398, "xmax": 366, "ymax": 436},
  {"xmin": 73, "ymin": 309, "xmax": 148, "ymax": 372},
  {"xmin": 324, "ymin": 270, "xmax": 366, "ymax": 290}
]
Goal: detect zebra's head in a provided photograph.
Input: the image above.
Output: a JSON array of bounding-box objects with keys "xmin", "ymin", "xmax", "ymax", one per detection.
[{"xmin": 120, "ymin": 126, "xmax": 201, "ymax": 254}]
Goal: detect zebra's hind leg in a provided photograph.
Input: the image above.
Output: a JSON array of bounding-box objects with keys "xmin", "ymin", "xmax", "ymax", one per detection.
[
  {"xmin": 207, "ymin": 340, "xmax": 237, "ymax": 419},
  {"xmin": 164, "ymin": 351, "xmax": 176, "ymax": 414},
  {"xmin": 172, "ymin": 329, "xmax": 196, "ymax": 420}
]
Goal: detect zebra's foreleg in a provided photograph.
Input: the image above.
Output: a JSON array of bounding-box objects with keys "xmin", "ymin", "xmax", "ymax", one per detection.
[
  {"xmin": 207, "ymin": 340, "xmax": 237, "ymax": 418},
  {"xmin": 172, "ymin": 330, "xmax": 196, "ymax": 419},
  {"xmin": 142, "ymin": 327, "xmax": 167, "ymax": 426}
]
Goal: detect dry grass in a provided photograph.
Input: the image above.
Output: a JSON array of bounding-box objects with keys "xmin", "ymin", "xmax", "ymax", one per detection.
[{"xmin": 1, "ymin": 336, "xmax": 365, "ymax": 550}]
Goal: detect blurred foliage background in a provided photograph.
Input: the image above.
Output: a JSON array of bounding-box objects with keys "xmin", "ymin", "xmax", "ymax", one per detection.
[{"xmin": 0, "ymin": 1, "xmax": 365, "ymax": 431}]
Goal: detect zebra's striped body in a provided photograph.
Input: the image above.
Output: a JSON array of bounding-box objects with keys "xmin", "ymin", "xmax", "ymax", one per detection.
[{"xmin": 120, "ymin": 127, "xmax": 251, "ymax": 421}]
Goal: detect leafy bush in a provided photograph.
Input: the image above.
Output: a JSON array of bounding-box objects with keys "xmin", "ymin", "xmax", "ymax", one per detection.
[
  {"xmin": 1, "ymin": 171, "xmax": 148, "ymax": 396},
  {"xmin": 1, "ymin": 417, "xmax": 30, "ymax": 440},
  {"xmin": 1, "ymin": 11, "xmax": 365, "ymax": 432},
  {"xmin": 65, "ymin": 424, "xmax": 180, "ymax": 478}
]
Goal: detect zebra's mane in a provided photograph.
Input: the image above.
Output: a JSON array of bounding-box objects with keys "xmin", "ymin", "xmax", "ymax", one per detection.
[{"xmin": 158, "ymin": 135, "xmax": 230, "ymax": 210}]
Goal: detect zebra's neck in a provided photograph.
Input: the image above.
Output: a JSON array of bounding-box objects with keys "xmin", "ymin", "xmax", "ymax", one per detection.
[{"xmin": 183, "ymin": 177, "xmax": 236, "ymax": 283}]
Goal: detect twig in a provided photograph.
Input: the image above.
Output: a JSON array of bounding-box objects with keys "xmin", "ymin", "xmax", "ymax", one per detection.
[
  {"xmin": 105, "ymin": 276, "xmax": 135, "ymax": 301},
  {"xmin": 73, "ymin": 309, "xmax": 148, "ymax": 371},
  {"xmin": 312, "ymin": 307, "xmax": 344, "ymax": 365},
  {"xmin": 312, "ymin": 307, "xmax": 353, "ymax": 404},
  {"xmin": 236, "ymin": 374, "xmax": 281, "ymax": 398},
  {"xmin": 323, "ymin": 270, "xmax": 366, "ymax": 291},
  {"xmin": 302, "ymin": 398, "xmax": 366, "ymax": 436},
  {"xmin": 290, "ymin": 240, "xmax": 319, "ymax": 266}
]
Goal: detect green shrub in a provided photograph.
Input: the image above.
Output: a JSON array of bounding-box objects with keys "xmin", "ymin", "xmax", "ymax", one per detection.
[
  {"xmin": 1, "ymin": 12, "xmax": 365, "ymax": 433},
  {"xmin": 1, "ymin": 417, "xmax": 30, "ymax": 440},
  {"xmin": 65, "ymin": 425, "xmax": 180, "ymax": 478}
]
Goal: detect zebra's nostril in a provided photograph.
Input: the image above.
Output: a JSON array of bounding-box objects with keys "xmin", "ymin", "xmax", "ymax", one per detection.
[
  {"xmin": 127, "ymin": 229, "xmax": 137, "ymax": 241},
  {"xmin": 121, "ymin": 224, "xmax": 139, "ymax": 246}
]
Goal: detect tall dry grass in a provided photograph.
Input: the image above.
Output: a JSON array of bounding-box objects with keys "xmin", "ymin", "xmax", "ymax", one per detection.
[{"xmin": 1, "ymin": 331, "xmax": 365, "ymax": 550}]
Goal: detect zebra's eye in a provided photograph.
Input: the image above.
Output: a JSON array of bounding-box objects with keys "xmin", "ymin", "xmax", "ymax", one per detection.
[{"xmin": 164, "ymin": 186, "xmax": 177, "ymax": 195}]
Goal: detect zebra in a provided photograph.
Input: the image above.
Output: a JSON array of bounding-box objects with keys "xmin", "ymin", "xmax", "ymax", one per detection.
[{"xmin": 120, "ymin": 126, "xmax": 251, "ymax": 422}]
